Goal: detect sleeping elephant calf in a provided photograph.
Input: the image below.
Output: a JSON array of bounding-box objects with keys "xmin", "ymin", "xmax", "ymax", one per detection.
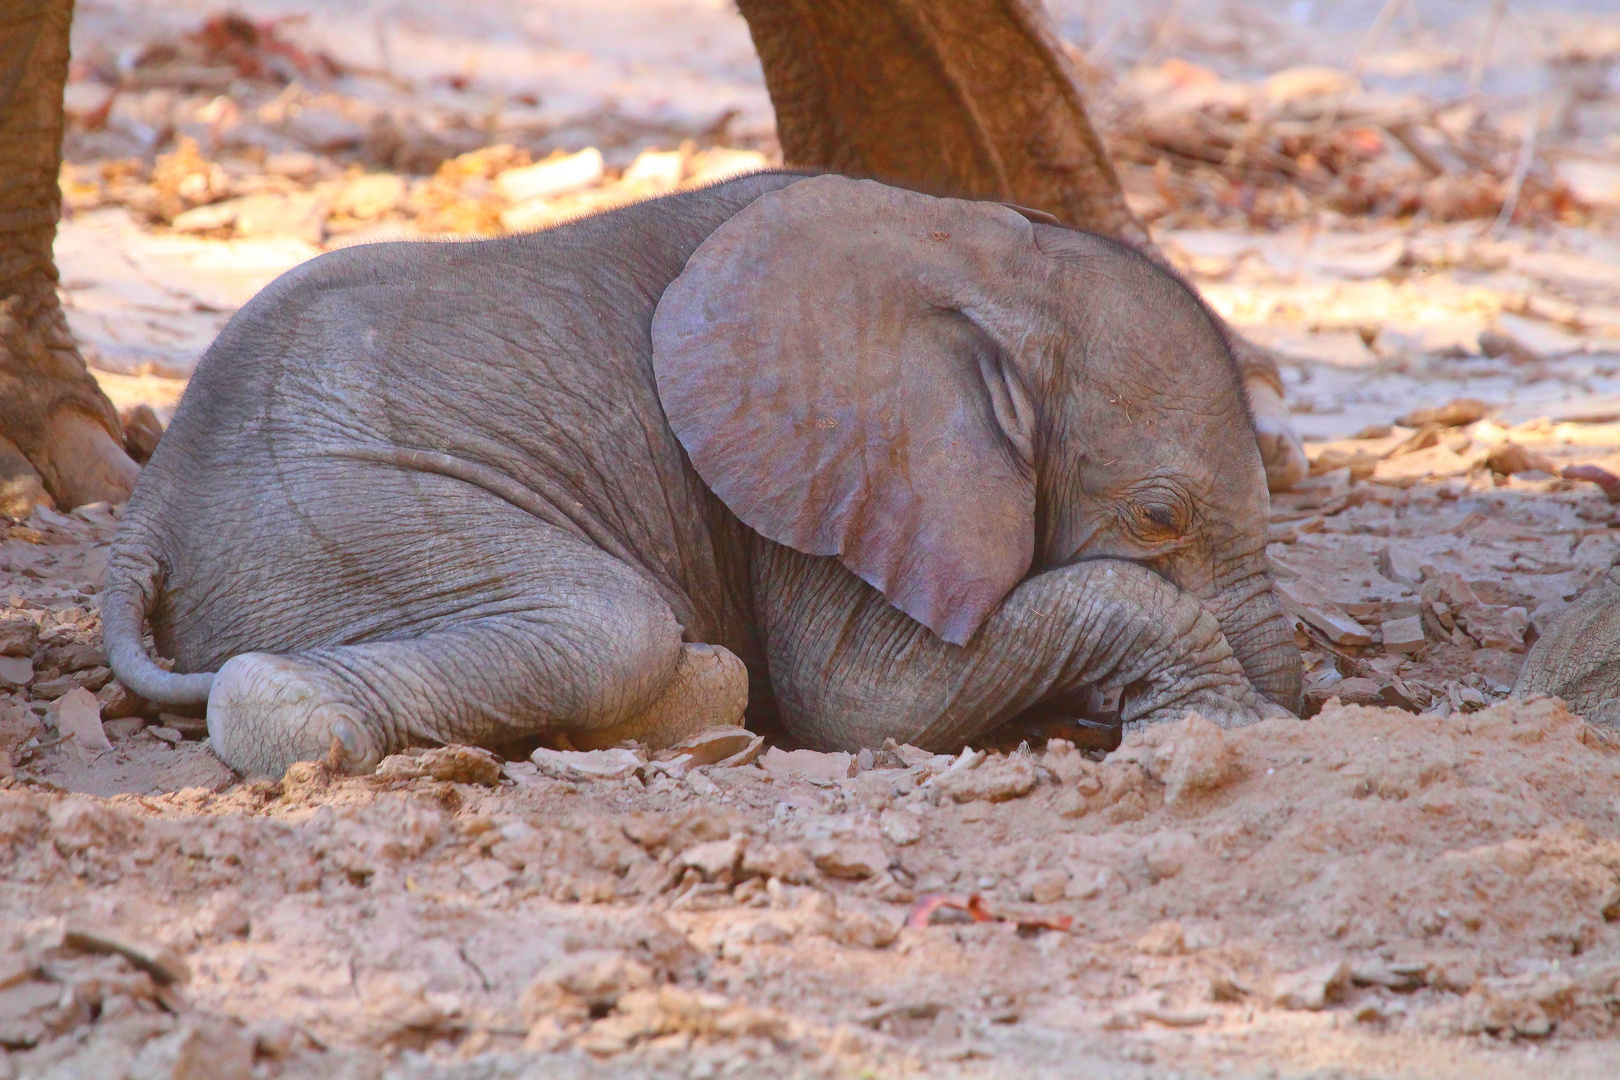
[{"xmin": 102, "ymin": 172, "xmax": 1302, "ymax": 778}]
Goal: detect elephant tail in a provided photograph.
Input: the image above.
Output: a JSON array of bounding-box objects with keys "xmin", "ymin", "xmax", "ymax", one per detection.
[{"xmin": 101, "ymin": 548, "xmax": 213, "ymax": 706}]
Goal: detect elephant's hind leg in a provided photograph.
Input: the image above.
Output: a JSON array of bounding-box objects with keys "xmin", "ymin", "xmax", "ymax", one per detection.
[{"xmin": 204, "ymin": 526, "xmax": 745, "ymax": 778}]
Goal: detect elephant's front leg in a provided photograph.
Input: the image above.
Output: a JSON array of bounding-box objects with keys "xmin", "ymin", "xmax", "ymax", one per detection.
[{"xmin": 754, "ymin": 544, "xmax": 1290, "ymax": 753}]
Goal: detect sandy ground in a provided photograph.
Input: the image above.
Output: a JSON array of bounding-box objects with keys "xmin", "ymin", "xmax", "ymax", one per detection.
[{"xmin": 5, "ymin": 2, "xmax": 1620, "ymax": 1077}]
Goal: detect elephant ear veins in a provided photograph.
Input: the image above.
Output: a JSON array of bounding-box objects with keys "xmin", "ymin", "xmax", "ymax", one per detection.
[{"xmin": 651, "ymin": 175, "xmax": 1040, "ymax": 646}]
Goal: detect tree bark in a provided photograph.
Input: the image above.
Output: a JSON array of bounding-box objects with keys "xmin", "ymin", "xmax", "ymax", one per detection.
[
  {"xmin": 736, "ymin": 0, "xmax": 1306, "ymax": 490},
  {"xmin": 0, "ymin": 0, "xmax": 136, "ymax": 517},
  {"xmin": 736, "ymin": 0, "xmax": 1148, "ymax": 244}
]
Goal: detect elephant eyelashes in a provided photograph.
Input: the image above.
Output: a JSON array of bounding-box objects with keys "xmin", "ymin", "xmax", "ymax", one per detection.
[{"xmin": 1125, "ymin": 501, "xmax": 1187, "ymax": 544}]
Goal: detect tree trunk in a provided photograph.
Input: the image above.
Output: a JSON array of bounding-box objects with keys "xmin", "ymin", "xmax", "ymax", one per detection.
[
  {"xmin": 736, "ymin": 0, "xmax": 1306, "ymax": 490},
  {"xmin": 737, "ymin": 0, "xmax": 1147, "ymax": 244},
  {"xmin": 0, "ymin": 0, "xmax": 137, "ymax": 518}
]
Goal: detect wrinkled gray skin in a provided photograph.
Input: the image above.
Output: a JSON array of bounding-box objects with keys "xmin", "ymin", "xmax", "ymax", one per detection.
[
  {"xmin": 103, "ymin": 172, "xmax": 1301, "ymax": 778},
  {"xmin": 1515, "ymin": 561, "xmax": 1620, "ymax": 726}
]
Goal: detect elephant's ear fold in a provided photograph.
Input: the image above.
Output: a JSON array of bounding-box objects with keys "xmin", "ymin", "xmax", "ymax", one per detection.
[{"xmin": 652, "ymin": 175, "xmax": 1049, "ymax": 645}]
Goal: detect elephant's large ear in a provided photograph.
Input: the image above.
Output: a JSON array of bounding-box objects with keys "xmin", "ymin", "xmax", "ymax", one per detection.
[{"xmin": 652, "ymin": 175, "xmax": 1054, "ymax": 645}]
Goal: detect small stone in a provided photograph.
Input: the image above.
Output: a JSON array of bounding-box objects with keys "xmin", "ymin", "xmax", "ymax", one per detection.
[
  {"xmin": 524, "ymin": 950, "xmax": 654, "ymax": 1017},
  {"xmin": 1271, "ymin": 960, "xmax": 1351, "ymax": 1010},
  {"xmin": 531, "ymin": 746, "xmax": 642, "ymax": 782},
  {"xmin": 740, "ymin": 841, "xmax": 816, "ymax": 883},
  {"xmin": 264, "ymin": 151, "xmax": 321, "ymax": 179},
  {"xmin": 1396, "ymin": 398, "xmax": 1489, "ymax": 428},
  {"xmin": 1276, "ymin": 580, "xmax": 1373, "ymax": 646},
  {"xmin": 1020, "ymin": 869, "xmax": 1069, "ymax": 904},
  {"xmin": 54, "ymin": 643, "xmax": 105, "ymax": 671},
  {"xmin": 494, "ymin": 148, "xmax": 605, "ymax": 203},
  {"xmin": 878, "ymin": 808, "xmax": 923, "ymax": 846},
  {"xmin": 375, "ymin": 750, "xmax": 430, "ymax": 780},
  {"xmin": 63, "ymin": 924, "xmax": 190, "ymax": 984},
  {"xmin": 51, "ymin": 687, "xmax": 110, "ymax": 758},
  {"xmin": 622, "ymin": 148, "xmax": 687, "ymax": 191},
  {"xmin": 158, "ymin": 712, "xmax": 208, "ymax": 737},
  {"xmin": 1064, "ymin": 863, "xmax": 1118, "ymax": 900},
  {"xmin": 332, "ymin": 173, "xmax": 407, "ymax": 219},
  {"xmin": 233, "ymin": 192, "xmax": 328, "ymax": 244},
  {"xmin": 1135, "ymin": 921, "xmax": 1187, "ymax": 956},
  {"xmin": 96, "ymin": 679, "xmax": 143, "ymax": 720},
  {"xmin": 1332, "ymin": 677, "xmax": 1384, "ymax": 705},
  {"xmin": 680, "ymin": 837, "xmax": 742, "ymax": 882},
  {"xmin": 0, "ymin": 617, "xmax": 38, "ymax": 657},
  {"xmin": 1459, "ymin": 605, "xmax": 1529, "ymax": 652},
  {"xmin": 418, "ymin": 745, "xmax": 501, "ymax": 785},
  {"xmin": 73, "ymin": 666, "xmax": 113, "ymax": 692},
  {"xmin": 170, "ymin": 200, "xmax": 241, "ymax": 232},
  {"xmin": 807, "ymin": 836, "xmax": 890, "ymax": 880},
  {"xmin": 1484, "ymin": 441, "xmax": 1556, "ymax": 477},
  {"xmin": 248, "ymin": 1017, "xmax": 303, "ymax": 1059},
  {"xmin": 286, "ymin": 108, "xmax": 365, "ymax": 152},
  {"xmin": 760, "ymin": 747, "xmax": 855, "ymax": 783},
  {"xmin": 461, "ymin": 858, "xmax": 515, "ymax": 894},
  {"xmin": 103, "ymin": 717, "xmax": 145, "ymax": 740},
  {"xmin": 659, "ymin": 726, "xmax": 760, "ymax": 767},
  {"xmin": 149, "ymin": 726, "xmax": 183, "ymax": 744},
  {"xmin": 172, "ymin": 1017, "xmax": 254, "ymax": 1080},
  {"xmin": 1042, "ymin": 738, "xmax": 1089, "ymax": 783},
  {"xmin": 850, "ymin": 770, "xmax": 894, "ymax": 810},
  {"xmin": 0, "ymin": 705, "xmax": 43, "ymax": 756},
  {"xmin": 0, "ymin": 654, "xmax": 31, "ymax": 689},
  {"xmin": 1140, "ymin": 832, "xmax": 1196, "ymax": 882},
  {"xmin": 1155, "ymin": 714, "xmax": 1232, "ymax": 805},
  {"xmin": 1492, "ymin": 313, "xmax": 1586, "ymax": 360},
  {"xmin": 646, "ymin": 753, "xmax": 694, "ymax": 779},
  {"xmin": 683, "ymin": 148, "xmax": 768, "ymax": 186},
  {"xmin": 933, "ymin": 752, "xmax": 1038, "ymax": 803},
  {"xmin": 1109, "ymin": 713, "xmax": 1233, "ymax": 806},
  {"xmin": 29, "ymin": 673, "xmax": 82, "ymax": 699},
  {"xmin": 1380, "ymin": 614, "xmax": 1425, "ymax": 655}
]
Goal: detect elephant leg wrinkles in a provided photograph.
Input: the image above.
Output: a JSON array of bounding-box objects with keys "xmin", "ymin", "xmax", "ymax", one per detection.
[
  {"xmin": 753, "ymin": 540, "xmax": 1289, "ymax": 753},
  {"xmin": 159, "ymin": 462, "xmax": 742, "ymax": 778}
]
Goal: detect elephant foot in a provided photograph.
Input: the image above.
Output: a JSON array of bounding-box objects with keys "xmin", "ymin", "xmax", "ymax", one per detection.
[
  {"xmin": 1514, "ymin": 565, "xmax": 1620, "ymax": 725},
  {"xmin": 37, "ymin": 409, "xmax": 140, "ymax": 510},
  {"xmin": 1245, "ymin": 376, "xmax": 1308, "ymax": 494},
  {"xmin": 208, "ymin": 652, "xmax": 389, "ymax": 779},
  {"xmin": 572, "ymin": 642, "xmax": 749, "ymax": 751},
  {"xmin": 0, "ymin": 435, "xmax": 52, "ymax": 522}
]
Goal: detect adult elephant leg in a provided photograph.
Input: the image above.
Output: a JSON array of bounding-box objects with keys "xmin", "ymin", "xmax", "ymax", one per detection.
[
  {"xmin": 205, "ymin": 524, "xmax": 747, "ymax": 778},
  {"xmin": 0, "ymin": 0, "xmax": 138, "ymax": 517},
  {"xmin": 754, "ymin": 544, "xmax": 1290, "ymax": 753},
  {"xmin": 735, "ymin": 0, "xmax": 1307, "ymax": 491}
]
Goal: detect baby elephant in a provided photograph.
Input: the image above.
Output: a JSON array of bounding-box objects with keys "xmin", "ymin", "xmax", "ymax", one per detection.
[{"xmin": 103, "ymin": 172, "xmax": 1301, "ymax": 778}]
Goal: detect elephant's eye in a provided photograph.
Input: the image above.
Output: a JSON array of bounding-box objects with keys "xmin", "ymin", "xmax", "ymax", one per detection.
[{"xmin": 1126, "ymin": 501, "xmax": 1185, "ymax": 543}]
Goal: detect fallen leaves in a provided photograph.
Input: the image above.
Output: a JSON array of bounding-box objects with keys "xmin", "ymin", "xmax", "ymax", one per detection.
[{"xmin": 905, "ymin": 893, "xmax": 1073, "ymax": 934}]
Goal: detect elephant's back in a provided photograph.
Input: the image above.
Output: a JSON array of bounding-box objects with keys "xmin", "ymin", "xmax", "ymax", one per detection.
[{"xmin": 124, "ymin": 176, "xmax": 806, "ymax": 663}]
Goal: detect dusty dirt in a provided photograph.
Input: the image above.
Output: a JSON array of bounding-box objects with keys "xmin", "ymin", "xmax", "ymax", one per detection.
[
  {"xmin": 5, "ymin": 2, "xmax": 1620, "ymax": 1078},
  {"xmin": 6, "ymin": 499, "xmax": 1620, "ymax": 1080}
]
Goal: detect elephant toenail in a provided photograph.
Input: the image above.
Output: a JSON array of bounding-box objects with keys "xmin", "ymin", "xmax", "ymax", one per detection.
[{"xmin": 331, "ymin": 715, "xmax": 366, "ymax": 758}]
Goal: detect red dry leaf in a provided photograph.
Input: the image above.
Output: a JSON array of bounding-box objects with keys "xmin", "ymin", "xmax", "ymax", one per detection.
[
  {"xmin": 1562, "ymin": 464, "xmax": 1620, "ymax": 504},
  {"xmin": 906, "ymin": 893, "xmax": 1073, "ymax": 933}
]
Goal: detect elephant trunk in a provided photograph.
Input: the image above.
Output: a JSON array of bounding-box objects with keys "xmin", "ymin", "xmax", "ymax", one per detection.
[{"xmin": 1202, "ymin": 565, "xmax": 1304, "ymax": 714}]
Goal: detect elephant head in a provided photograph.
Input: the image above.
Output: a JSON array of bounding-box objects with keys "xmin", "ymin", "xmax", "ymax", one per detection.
[{"xmin": 653, "ymin": 175, "xmax": 1301, "ymax": 712}]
